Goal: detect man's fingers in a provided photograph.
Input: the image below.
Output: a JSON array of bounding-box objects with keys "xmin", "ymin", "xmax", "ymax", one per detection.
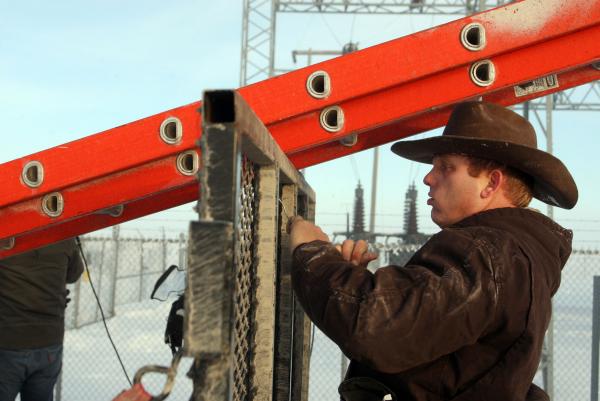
[
  {"xmin": 360, "ymin": 252, "xmax": 378, "ymax": 265},
  {"xmin": 351, "ymin": 240, "xmax": 369, "ymax": 265},
  {"xmin": 289, "ymin": 217, "xmax": 330, "ymax": 253},
  {"xmin": 288, "ymin": 216, "xmax": 304, "ymax": 233},
  {"xmin": 341, "ymin": 240, "xmax": 354, "ymax": 262},
  {"xmin": 335, "ymin": 244, "xmax": 342, "ymax": 253}
]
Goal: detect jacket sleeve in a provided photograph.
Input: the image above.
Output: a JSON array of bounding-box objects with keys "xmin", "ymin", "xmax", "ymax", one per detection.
[
  {"xmin": 66, "ymin": 238, "xmax": 85, "ymax": 284},
  {"xmin": 291, "ymin": 229, "xmax": 500, "ymax": 374}
]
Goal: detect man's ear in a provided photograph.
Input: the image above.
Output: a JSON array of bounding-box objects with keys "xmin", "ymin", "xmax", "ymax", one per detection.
[{"xmin": 481, "ymin": 169, "xmax": 503, "ymax": 198}]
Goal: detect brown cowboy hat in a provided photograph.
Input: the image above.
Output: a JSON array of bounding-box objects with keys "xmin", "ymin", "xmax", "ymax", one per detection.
[{"xmin": 391, "ymin": 101, "xmax": 578, "ymax": 209}]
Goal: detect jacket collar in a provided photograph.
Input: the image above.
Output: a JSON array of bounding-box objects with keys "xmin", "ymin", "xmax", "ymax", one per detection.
[{"xmin": 451, "ymin": 207, "xmax": 573, "ymax": 268}]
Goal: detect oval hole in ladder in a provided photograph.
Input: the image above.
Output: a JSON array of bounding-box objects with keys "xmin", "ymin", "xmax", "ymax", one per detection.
[
  {"xmin": 160, "ymin": 117, "xmax": 183, "ymax": 145},
  {"xmin": 320, "ymin": 106, "xmax": 344, "ymax": 133},
  {"xmin": 461, "ymin": 23, "xmax": 486, "ymax": 51},
  {"xmin": 176, "ymin": 150, "xmax": 199, "ymax": 176},
  {"xmin": 339, "ymin": 133, "xmax": 357, "ymax": 147},
  {"xmin": 42, "ymin": 192, "xmax": 64, "ymax": 218},
  {"xmin": 470, "ymin": 60, "xmax": 496, "ymax": 87},
  {"xmin": 22, "ymin": 161, "xmax": 44, "ymax": 188},
  {"xmin": 0, "ymin": 237, "xmax": 15, "ymax": 250},
  {"xmin": 306, "ymin": 70, "xmax": 331, "ymax": 99}
]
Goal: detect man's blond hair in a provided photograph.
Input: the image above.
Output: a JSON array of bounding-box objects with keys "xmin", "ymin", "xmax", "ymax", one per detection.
[{"xmin": 466, "ymin": 157, "xmax": 533, "ymax": 208}]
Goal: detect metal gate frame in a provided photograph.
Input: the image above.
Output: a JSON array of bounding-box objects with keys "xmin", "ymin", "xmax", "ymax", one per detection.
[{"xmin": 184, "ymin": 90, "xmax": 315, "ymax": 401}]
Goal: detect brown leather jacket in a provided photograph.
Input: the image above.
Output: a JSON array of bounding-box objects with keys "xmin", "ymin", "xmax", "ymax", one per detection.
[{"xmin": 292, "ymin": 208, "xmax": 572, "ymax": 401}]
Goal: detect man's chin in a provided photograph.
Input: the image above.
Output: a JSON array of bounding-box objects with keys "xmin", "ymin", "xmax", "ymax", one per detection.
[{"xmin": 431, "ymin": 211, "xmax": 449, "ymax": 228}]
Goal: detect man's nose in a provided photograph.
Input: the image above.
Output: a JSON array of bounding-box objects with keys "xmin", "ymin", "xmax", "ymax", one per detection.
[{"xmin": 423, "ymin": 170, "xmax": 433, "ymax": 186}]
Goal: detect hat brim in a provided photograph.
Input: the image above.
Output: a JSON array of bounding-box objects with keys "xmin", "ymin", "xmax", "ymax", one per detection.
[{"xmin": 391, "ymin": 136, "xmax": 578, "ymax": 209}]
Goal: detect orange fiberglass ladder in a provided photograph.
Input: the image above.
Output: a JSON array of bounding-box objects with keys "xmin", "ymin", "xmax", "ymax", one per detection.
[{"xmin": 0, "ymin": 0, "xmax": 598, "ymax": 258}]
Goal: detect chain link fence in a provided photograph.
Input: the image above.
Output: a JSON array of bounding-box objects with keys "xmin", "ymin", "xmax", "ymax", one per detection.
[
  {"xmin": 58, "ymin": 228, "xmax": 190, "ymax": 401},
  {"xmin": 307, "ymin": 243, "xmax": 600, "ymax": 401},
  {"xmin": 57, "ymin": 232, "xmax": 600, "ymax": 401},
  {"xmin": 552, "ymin": 249, "xmax": 600, "ymax": 401},
  {"xmin": 64, "ymin": 229, "xmax": 186, "ymax": 330}
]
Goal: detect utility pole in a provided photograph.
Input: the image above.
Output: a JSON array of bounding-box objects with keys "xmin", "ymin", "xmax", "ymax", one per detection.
[
  {"xmin": 522, "ymin": 95, "xmax": 555, "ymax": 398},
  {"xmin": 369, "ymin": 147, "xmax": 378, "ymax": 234}
]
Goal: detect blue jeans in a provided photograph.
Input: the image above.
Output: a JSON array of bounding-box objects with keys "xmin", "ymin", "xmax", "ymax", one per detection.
[{"xmin": 0, "ymin": 344, "xmax": 63, "ymax": 401}]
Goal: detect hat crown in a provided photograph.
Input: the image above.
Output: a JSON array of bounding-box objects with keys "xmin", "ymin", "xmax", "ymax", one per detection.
[{"xmin": 443, "ymin": 102, "xmax": 537, "ymax": 149}]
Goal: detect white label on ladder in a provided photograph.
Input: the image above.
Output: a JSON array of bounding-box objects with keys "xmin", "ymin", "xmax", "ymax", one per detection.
[{"xmin": 514, "ymin": 74, "xmax": 559, "ymax": 97}]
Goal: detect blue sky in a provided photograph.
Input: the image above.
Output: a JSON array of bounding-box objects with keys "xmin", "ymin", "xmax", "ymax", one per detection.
[{"xmin": 2, "ymin": 1, "xmax": 598, "ymax": 246}]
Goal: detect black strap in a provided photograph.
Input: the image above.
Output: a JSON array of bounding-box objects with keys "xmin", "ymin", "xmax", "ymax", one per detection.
[{"xmin": 164, "ymin": 295, "xmax": 185, "ymax": 355}]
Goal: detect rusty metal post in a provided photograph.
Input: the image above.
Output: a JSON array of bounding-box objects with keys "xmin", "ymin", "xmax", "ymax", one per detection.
[
  {"xmin": 273, "ymin": 184, "xmax": 297, "ymax": 401},
  {"xmin": 291, "ymin": 194, "xmax": 315, "ymax": 401},
  {"xmin": 252, "ymin": 165, "xmax": 280, "ymax": 401},
  {"xmin": 186, "ymin": 90, "xmax": 240, "ymax": 401}
]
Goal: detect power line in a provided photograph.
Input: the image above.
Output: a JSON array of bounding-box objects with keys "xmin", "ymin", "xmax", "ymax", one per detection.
[{"xmin": 319, "ymin": 13, "xmax": 342, "ymax": 46}]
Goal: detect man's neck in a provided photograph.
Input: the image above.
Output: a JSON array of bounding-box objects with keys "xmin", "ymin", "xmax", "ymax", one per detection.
[{"xmin": 482, "ymin": 196, "xmax": 516, "ymax": 212}]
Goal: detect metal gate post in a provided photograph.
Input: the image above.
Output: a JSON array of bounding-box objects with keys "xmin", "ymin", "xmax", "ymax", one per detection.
[
  {"xmin": 185, "ymin": 90, "xmax": 315, "ymax": 401},
  {"xmin": 274, "ymin": 184, "xmax": 297, "ymax": 401},
  {"xmin": 186, "ymin": 91, "xmax": 241, "ymax": 401},
  {"xmin": 291, "ymin": 194, "xmax": 314, "ymax": 401},
  {"xmin": 252, "ymin": 165, "xmax": 280, "ymax": 401}
]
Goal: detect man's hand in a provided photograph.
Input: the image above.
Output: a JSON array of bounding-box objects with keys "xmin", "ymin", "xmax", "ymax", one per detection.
[
  {"xmin": 289, "ymin": 216, "xmax": 330, "ymax": 253},
  {"xmin": 335, "ymin": 239, "xmax": 378, "ymax": 268}
]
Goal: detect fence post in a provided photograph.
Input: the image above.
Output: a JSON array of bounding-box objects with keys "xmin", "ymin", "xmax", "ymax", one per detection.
[
  {"xmin": 110, "ymin": 226, "xmax": 120, "ymax": 315},
  {"xmin": 162, "ymin": 228, "xmax": 168, "ymax": 271},
  {"xmin": 138, "ymin": 236, "xmax": 144, "ymax": 302},
  {"xmin": 94, "ymin": 244, "xmax": 105, "ymax": 323},
  {"xmin": 74, "ymin": 271, "xmax": 82, "ymax": 329},
  {"xmin": 178, "ymin": 233, "xmax": 186, "ymax": 268},
  {"xmin": 591, "ymin": 276, "xmax": 600, "ymax": 401}
]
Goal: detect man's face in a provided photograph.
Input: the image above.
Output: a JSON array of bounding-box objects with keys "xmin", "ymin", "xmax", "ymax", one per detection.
[{"xmin": 423, "ymin": 154, "xmax": 489, "ymax": 227}]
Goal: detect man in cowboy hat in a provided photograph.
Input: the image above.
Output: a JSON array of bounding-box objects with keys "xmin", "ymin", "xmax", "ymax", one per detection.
[{"xmin": 289, "ymin": 101, "xmax": 577, "ymax": 401}]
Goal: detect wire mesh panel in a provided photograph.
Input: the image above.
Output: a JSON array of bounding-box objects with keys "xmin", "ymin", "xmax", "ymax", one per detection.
[{"xmin": 233, "ymin": 157, "xmax": 258, "ymax": 401}]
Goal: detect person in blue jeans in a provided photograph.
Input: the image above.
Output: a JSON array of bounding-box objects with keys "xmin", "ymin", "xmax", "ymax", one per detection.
[{"xmin": 0, "ymin": 239, "xmax": 84, "ymax": 401}]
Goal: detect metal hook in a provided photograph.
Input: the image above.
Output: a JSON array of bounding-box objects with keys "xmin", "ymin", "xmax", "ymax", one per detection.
[{"xmin": 133, "ymin": 351, "xmax": 184, "ymax": 401}]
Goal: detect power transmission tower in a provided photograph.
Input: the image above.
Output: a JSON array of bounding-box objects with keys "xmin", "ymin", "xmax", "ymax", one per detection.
[{"xmin": 240, "ymin": 0, "xmax": 277, "ymax": 86}]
